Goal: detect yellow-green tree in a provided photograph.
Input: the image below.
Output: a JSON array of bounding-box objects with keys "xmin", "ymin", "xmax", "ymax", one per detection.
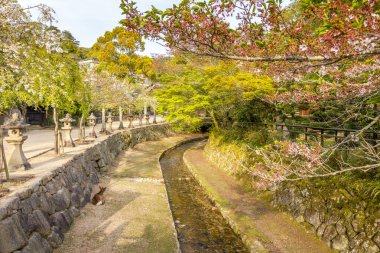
[{"xmin": 155, "ymin": 59, "xmax": 275, "ymax": 131}]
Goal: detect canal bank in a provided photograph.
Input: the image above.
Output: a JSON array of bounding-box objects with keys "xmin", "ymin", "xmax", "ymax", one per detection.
[{"xmin": 183, "ymin": 142, "xmax": 333, "ymax": 253}]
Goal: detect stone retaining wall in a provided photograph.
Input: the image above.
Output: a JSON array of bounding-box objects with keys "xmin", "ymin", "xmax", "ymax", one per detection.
[
  {"xmin": 0, "ymin": 124, "xmax": 173, "ymax": 253},
  {"xmin": 273, "ymin": 181, "xmax": 380, "ymax": 253}
]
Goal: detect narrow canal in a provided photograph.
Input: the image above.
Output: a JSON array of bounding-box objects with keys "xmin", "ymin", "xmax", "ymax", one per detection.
[{"xmin": 160, "ymin": 140, "xmax": 248, "ymax": 253}]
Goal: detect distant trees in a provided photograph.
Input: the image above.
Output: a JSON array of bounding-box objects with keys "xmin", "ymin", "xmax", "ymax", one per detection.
[{"xmin": 88, "ymin": 26, "xmax": 158, "ymax": 119}]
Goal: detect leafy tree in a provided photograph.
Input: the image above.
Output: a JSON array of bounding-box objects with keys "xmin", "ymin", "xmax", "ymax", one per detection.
[
  {"xmin": 0, "ymin": 0, "xmax": 63, "ymax": 113},
  {"xmin": 89, "ymin": 26, "xmax": 158, "ymax": 128},
  {"xmin": 89, "ymin": 26, "xmax": 155, "ymax": 80},
  {"xmin": 155, "ymin": 59, "xmax": 275, "ymax": 131}
]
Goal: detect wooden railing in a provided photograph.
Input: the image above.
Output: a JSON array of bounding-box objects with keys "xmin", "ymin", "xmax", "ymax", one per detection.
[{"xmin": 275, "ymin": 123, "xmax": 379, "ymax": 148}]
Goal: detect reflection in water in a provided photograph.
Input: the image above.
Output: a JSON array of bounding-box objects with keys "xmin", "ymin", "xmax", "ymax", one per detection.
[{"xmin": 160, "ymin": 140, "xmax": 248, "ymax": 253}]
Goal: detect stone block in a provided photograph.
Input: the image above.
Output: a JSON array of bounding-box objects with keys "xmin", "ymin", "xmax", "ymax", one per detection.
[
  {"xmin": 349, "ymin": 232, "xmax": 366, "ymax": 249},
  {"xmin": 0, "ymin": 215, "xmax": 28, "ymax": 253},
  {"xmin": 50, "ymin": 212, "xmax": 70, "ymax": 233},
  {"xmin": 81, "ymin": 190, "xmax": 91, "ymax": 207},
  {"xmin": 69, "ymin": 207, "xmax": 80, "ymax": 217},
  {"xmin": 362, "ymin": 240, "xmax": 380, "ymax": 253},
  {"xmin": 305, "ymin": 208, "xmax": 321, "ymax": 228},
  {"xmin": 53, "ymin": 188, "xmax": 71, "ymax": 211},
  {"xmin": 90, "ymin": 172, "xmax": 99, "ymax": 184},
  {"xmin": 39, "ymin": 193, "xmax": 55, "ymax": 215},
  {"xmin": 322, "ymin": 225, "xmax": 337, "ymax": 245},
  {"xmin": 47, "ymin": 231, "xmax": 63, "ymax": 249},
  {"xmin": 2, "ymin": 196, "xmax": 20, "ymax": 217},
  {"xmin": 45, "ymin": 180, "xmax": 59, "ymax": 195},
  {"xmin": 17, "ymin": 212, "xmax": 36, "ymax": 236},
  {"xmin": 29, "ymin": 194, "xmax": 41, "ymax": 210},
  {"xmin": 21, "ymin": 232, "xmax": 52, "ymax": 253},
  {"xmin": 32, "ymin": 210, "xmax": 51, "ymax": 236},
  {"xmin": 332, "ymin": 235, "xmax": 349, "ymax": 251},
  {"xmin": 71, "ymin": 193, "xmax": 81, "ymax": 208},
  {"xmin": 62, "ymin": 209, "xmax": 73, "ymax": 225},
  {"xmin": 373, "ymin": 232, "xmax": 380, "ymax": 248},
  {"xmin": 20, "ymin": 199, "xmax": 33, "ymax": 214},
  {"xmin": 73, "ymin": 183, "xmax": 84, "ymax": 196},
  {"xmin": 14, "ymin": 188, "xmax": 33, "ymax": 200}
]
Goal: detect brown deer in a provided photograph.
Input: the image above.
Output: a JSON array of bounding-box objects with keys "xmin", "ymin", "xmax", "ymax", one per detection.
[{"xmin": 91, "ymin": 186, "xmax": 107, "ymax": 205}]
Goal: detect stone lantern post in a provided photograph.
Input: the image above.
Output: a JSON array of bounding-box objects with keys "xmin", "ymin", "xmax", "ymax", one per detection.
[
  {"xmin": 2, "ymin": 112, "xmax": 31, "ymax": 170},
  {"xmin": 145, "ymin": 114, "xmax": 150, "ymax": 125},
  {"xmin": 107, "ymin": 112, "xmax": 113, "ymax": 133},
  {"xmin": 59, "ymin": 114, "xmax": 75, "ymax": 147},
  {"xmin": 87, "ymin": 113, "xmax": 97, "ymax": 138}
]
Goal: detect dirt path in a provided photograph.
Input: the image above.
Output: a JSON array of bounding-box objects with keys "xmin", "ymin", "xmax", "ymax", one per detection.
[
  {"xmin": 184, "ymin": 143, "xmax": 333, "ymax": 253},
  {"xmin": 55, "ymin": 135, "xmax": 197, "ymax": 253}
]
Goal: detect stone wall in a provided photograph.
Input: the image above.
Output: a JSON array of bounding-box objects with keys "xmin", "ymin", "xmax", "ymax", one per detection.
[
  {"xmin": 0, "ymin": 124, "xmax": 173, "ymax": 253},
  {"xmin": 273, "ymin": 181, "xmax": 380, "ymax": 253}
]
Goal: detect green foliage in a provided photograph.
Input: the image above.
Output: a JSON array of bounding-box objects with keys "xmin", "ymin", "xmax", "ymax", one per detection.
[
  {"xmin": 89, "ymin": 26, "xmax": 155, "ymax": 80},
  {"xmin": 155, "ymin": 59, "xmax": 275, "ymax": 132}
]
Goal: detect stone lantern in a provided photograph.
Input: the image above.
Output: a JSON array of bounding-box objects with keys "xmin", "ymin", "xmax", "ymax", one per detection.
[
  {"xmin": 145, "ymin": 114, "xmax": 150, "ymax": 125},
  {"xmin": 127, "ymin": 115, "xmax": 134, "ymax": 129},
  {"xmin": 2, "ymin": 111, "xmax": 31, "ymax": 170},
  {"xmin": 87, "ymin": 113, "xmax": 97, "ymax": 138},
  {"xmin": 107, "ymin": 112, "xmax": 113, "ymax": 133},
  {"xmin": 59, "ymin": 113, "xmax": 75, "ymax": 147}
]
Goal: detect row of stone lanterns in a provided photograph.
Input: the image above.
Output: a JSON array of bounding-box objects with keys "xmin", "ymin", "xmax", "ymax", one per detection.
[{"xmin": 1, "ymin": 110, "xmax": 159, "ymax": 171}]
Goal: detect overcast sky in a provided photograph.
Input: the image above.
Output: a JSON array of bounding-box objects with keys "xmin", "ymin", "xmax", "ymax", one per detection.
[{"xmin": 18, "ymin": 0, "xmax": 181, "ymax": 56}]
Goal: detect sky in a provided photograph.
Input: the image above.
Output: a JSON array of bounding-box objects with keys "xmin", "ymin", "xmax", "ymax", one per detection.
[
  {"xmin": 18, "ymin": 0, "xmax": 291, "ymax": 56},
  {"xmin": 18, "ymin": 0, "xmax": 181, "ymax": 56}
]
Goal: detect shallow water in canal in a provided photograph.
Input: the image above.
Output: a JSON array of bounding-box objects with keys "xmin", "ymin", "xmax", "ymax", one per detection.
[{"xmin": 160, "ymin": 140, "xmax": 248, "ymax": 253}]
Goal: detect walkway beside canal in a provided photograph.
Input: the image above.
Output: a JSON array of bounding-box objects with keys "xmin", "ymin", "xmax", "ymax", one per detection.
[
  {"xmin": 183, "ymin": 142, "xmax": 333, "ymax": 253},
  {"xmin": 55, "ymin": 135, "xmax": 197, "ymax": 253}
]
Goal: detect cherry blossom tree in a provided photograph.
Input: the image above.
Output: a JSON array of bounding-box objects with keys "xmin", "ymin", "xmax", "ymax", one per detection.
[
  {"xmin": 120, "ymin": 0, "xmax": 379, "ymax": 104},
  {"xmin": 0, "ymin": 0, "xmax": 64, "ymax": 113}
]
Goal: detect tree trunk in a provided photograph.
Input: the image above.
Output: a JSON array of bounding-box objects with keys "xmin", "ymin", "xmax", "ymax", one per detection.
[
  {"xmin": 20, "ymin": 103, "xmax": 27, "ymax": 123},
  {"xmin": 209, "ymin": 110, "xmax": 219, "ymax": 131},
  {"xmin": 153, "ymin": 108, "xmax": 157, "ymax": 124},
  {"xmin": 144, "ymin": 102, "xmax": 148, "ymax": 115},
  {"xmin": 53, "ymin": 107, "xmax": 59, "ymax": 154},
  {"xmin": 118, "ymin": 106, "xmax": 124, "ymax": 129},
  {"xmin": 101, "ymin": 107, "xmax": 106, "ymax": 133},
  {"xmin": 79, "ymin": 114, "xmax": 84, "ymax": 143}
]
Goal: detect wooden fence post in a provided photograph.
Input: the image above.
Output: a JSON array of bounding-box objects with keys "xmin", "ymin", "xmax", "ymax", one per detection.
[{"xmin": 0, "ymin": 129, "xmax": 10, "ymax": 181}]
